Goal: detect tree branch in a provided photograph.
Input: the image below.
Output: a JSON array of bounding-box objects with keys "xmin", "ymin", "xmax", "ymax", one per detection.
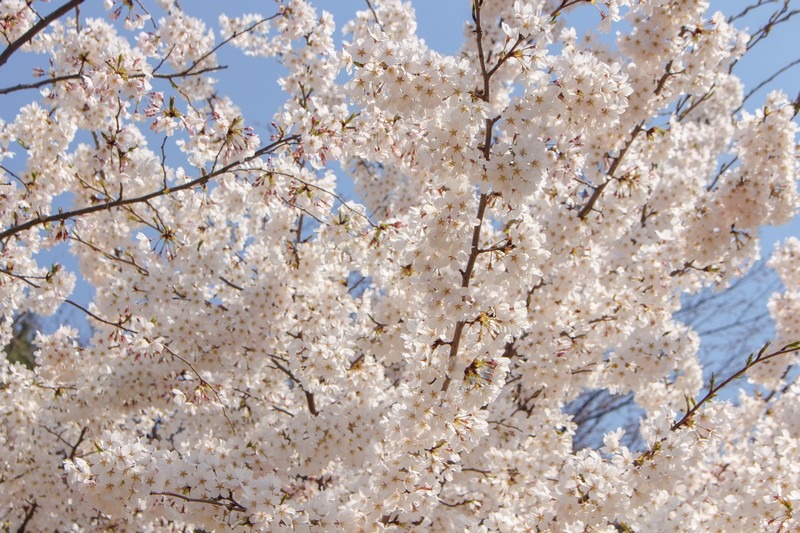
[
  {"xmin": 364, "ymin": 0, "xmax": 385, "ymax": 33},
  {"xmin": 441, "ymin": 1, "xmax": 496, "ymax": 393},
  {"xmin": 671, "ymin": 340, "xmax": 800, "ymax": 432},
  {"xmin": 16, "ymin": 500, "xmax": 38, "ymax": 533},
  {"xmin": 578, "ymin": 61, "xmax": 674, "ymax": 219},
  {"xmin": 150, "ymin": 491, "xmax": 246, "ymax": 513},
  {"xmin": 267, "ymin": 354, "xmax": 318, "ymax": 416},
  {"xmin": 734, "ymin": 56, "xmax": 800, "ymax": 114},
  {"xmin": 0, "ymin": 135, "xmax": 299, "ymax": 243},
  {"xmin": 0, "ymin": 73, "xmax": 82, "ymax": 96},
  {"xmin": 0, "ymin": 0, "xmax": 85, "ymax": 68}
]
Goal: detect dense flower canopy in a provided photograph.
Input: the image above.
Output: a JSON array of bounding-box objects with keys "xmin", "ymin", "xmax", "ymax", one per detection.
[{"xmin": 0, "ymin": 0, "xmax": 799, "ymax": 530}]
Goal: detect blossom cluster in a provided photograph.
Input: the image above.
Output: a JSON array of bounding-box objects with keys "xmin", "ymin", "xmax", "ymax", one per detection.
[{"xmin": 0, "ymin": 0, "xmax": 798, "ymax": 531}]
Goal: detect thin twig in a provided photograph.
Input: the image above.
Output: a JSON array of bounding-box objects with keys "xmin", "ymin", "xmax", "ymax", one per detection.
[
  {"xmin": 264, "ymin": 168, "xmax": 378, "ymax": 228},
  {"xmin": 671, "ymin": 341, "xmax": 800, "ymax": 432},
  {"xmin": 734, "ymin": 57, "xmax": 800, "ymax": 114},
  {"xmin": 218, "ymin": 276, "xmax": 244, "ymax": 291},
  {"xmin": 163, "ymin": 345, "xmax": 237, "ymax": 433},
  {"xmin": 65, "ymin": 299, "xmax": 135, "ymax": 333},
  {"xmin": 364, "ymin": 0, "xmax": 385, "ymax": 32},
  {"xmin": 151, "ymin": 14, "xmax": 279, "ymax": 80},
  {"xmin": 728, "ymin": 0, "xmax": 778, "ymax": 23}
]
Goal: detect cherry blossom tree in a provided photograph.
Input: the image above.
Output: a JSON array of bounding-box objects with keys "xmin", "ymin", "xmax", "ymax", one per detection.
[{"xmin": 1, "ymin": 0, "xmax": 799, "ymax": 530}]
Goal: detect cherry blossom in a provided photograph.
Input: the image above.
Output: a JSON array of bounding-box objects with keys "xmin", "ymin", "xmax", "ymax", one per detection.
[{"xmin": 0, "ymin": 0, "xmax": 798, "ymax": 530}]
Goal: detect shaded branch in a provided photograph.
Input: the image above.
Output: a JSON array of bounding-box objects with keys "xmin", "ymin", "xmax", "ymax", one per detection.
[
  {"xmin": 267, "ymin": 354, "xmax": 318, "ymax": 416},
  {"xmin": 16, "ymin": 500, "xmax": 38, "ymax": 533}
]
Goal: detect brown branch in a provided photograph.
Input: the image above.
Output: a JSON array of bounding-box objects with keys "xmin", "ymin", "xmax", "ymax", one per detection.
[
  {"xmin": 162, "ymin": 345, "xmax": 236, "ymax": 433},
  {"xmin": 69, "ymin": 233, "xmax": 150, "ymax": 276},
  {"xmin": 59, "ymin": 295, "xmax": 242, "ymax": 435},
  {"xmin": 633, "ymin": 341, "xmax": 800, "ymax": 468},
  {"xmin": 671, "ymin": 340, "xmax": 800, "ymax": 432},
  {"xmin": 746, "ymin": 6, "xmax": 799, "ymax": 53},
  {"xmin": 763, "ymin": 365, "xmax": 795, "ymax": 404},
  {"xmin": 16, "ymin": 500, "xmax": 38, "ymax": 533},
  {"xmin": 272, "ymin": 403, "xmax": 295, "ymax": 417},
  {"xmin": 726, "ymin": 2, "xmax": 798, "ymax": 75},
  {"xmin": 347, "ymin": 275, "xmax": 367, "ymax": 295},
  {"xmin": 39, "ymin": 424, "xmax": 87, "ymax": 460},
  {"xmin": 151, "ymin": 64, "xmax": 227, "ymax": 81},
  {"xmin": 668, "ymin": 260, "xmax": 719, "ymax": 277},
  {"xmin": 0, "ymin": 135, "xmax": 299, "ymax": 242},
  {"xmin": 304, "ymin": 390, "xmax": 317, "ymax": 416},
  {"xmin": 151, "ymin": 14, "xmax": 278, "ymax": 81},
  {"xmin": 437, "ymin": 497, "xmax": 476, "ymax": 508},
  {"xmin": 0, "ymin": 0, "xmax": 85, "ymax": 68},
  {"xmin": 64, "ymin": 299, "xmax": 135, "ymax": 332},
  {"xmin": 266, "ymin": 169, "xmax": 377, "ymax": 228},
  {"xmin": 472, "ymin": 0, "xmax": 489, "ymax": 99},
  {"xmin": 68, "ymin": 426, "xmax": 88, "ymax": 460},
  {"xmin": 0, "ymin": 267, "xmax": 45, "ymax": 288},
  {"xmin": 459, "ymin": 193, "xmax": 490, "ymax": 288},
  {"xmin": 441, "ymin": 192, "xmax": 489, "ymax": 394},
  {"xmin": 477, "ymin": 239, "xmax": 514, "ymax": 254},
  {"xmin": 577, "ymin": 124, "xmax": 641, "ymax": 219},
  {"xmin": 706, "ymin": 156, "xmax": 737, "ymax": 191},
  {"xmin": 734, "ymin": 56, "xmax": 800, "ymax": 115},
  {"xmin": 0, "ymin": 73, "xmax": 82, "ymax": 96},
  {"xmin": 461, "ymin": 467, "xmax": 492, "ymax": 476},
  {"xmin": 486, "ymin": 34, "xmax": 526, "ymax": 80},
  {"xmin": 364, "ymin": 0, "xmax": 385, "ymax": 33},
  {"xmin": 39, "ymin": 425, "xmax": 75, "ymax": 450},
  {"xmin": 676, "ymin": 86, "xmax": 716, "ymax": 122},
  {"xmin": 441, "ymin": 2, "xmax": 526, "ymax": 393},
  {"xmin": 728, "ymin": 0, "xmax": 779, "ymax": 23},
  {"xmin": 550, "ymin": 0, "xmax": 591, "ymax": 20},
  {"xmin": 0, "ymin": 63, "xmax": 227, "ymax": 97},
  {"xmin": 441, "ymin": 2, "xmax": 500, "ymax": 395},
  {"xmin": 150, "ymin": 491, "xmax": 246, "ymax": 513},
  {"xmin": 218, "ymin": 276, "xmax": 244, "ymax": 291},
  {"xmin": 267, "ymin": 354, "xmax": 318, "ymax": 416},
  {"xmin": 578, "ymin": 61, "xmax": 675, "ymax": 219}
]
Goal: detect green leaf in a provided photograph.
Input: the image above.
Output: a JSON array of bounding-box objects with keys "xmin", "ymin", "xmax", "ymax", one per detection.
[
  {"xmin": 783, "ymin": 340, "xmax": 800, "ymax": 351},
  {"xmin": 756, "ymin": 340, "xmax": 771, "ymax": 359}
]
